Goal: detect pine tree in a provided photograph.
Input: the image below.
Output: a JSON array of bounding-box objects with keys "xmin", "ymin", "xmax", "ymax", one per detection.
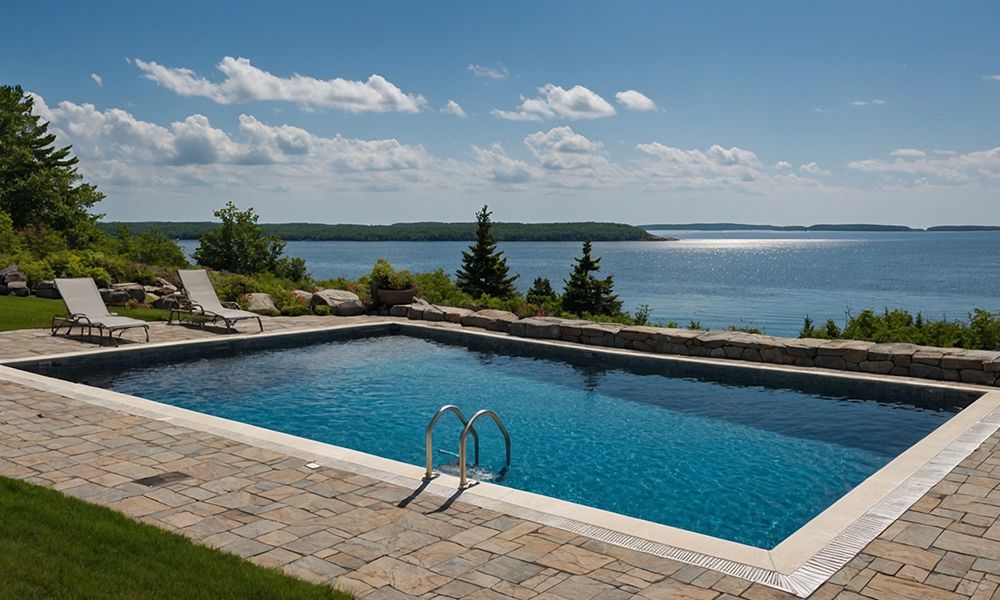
[
  {"xmin": 562, "ymin": 240, "xmax": 622, "ymax": 316},
  {"xmin": 0, "ymin": 85, "xmax": 104, "ymax": 243},
  {"xmin": 526, "ymin": 277, "xmax": 558, "ymax": 305},
  {"xmin": 456, "ymin": 205, "xmax": 518, "ymax": 298}
]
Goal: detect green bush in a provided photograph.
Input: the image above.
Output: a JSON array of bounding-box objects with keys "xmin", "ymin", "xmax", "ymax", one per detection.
[
  {"xmin": 311, "ymin": 304, "xmax": 331, "ymax": 316},
  {"xmin": 105, "ymin": 226, "xmax": 188, "ymax": 268},
  {"xmin": 282, "ymin": 302, "xmax": 313, "ymax": 317},
  {"xmin": 414, "ymin": 269, "xmax": 474, "ymax": 307},
  {"xmin": 208, "ymin": 271, "xmax": 295, "ymax": 310},
  {"xmin": 800, "ymin": 308, "xmax": 1000, "ymax": 350}
]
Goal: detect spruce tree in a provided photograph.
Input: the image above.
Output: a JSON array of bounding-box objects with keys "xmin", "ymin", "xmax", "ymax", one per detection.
[
  {"xmin": 456, "ymin": 205, "xmax": 518, "ymax": 298},
  {"xmin": 562, "ymin": 240, "xmax": 622, "ymax": 316},
  {"xmin": 0, "ymin": 85, "xmax": 103, "ymax": 242},
  {"xmin": 526, "ymin": 277, "xmax": 558, "ymax": 305}
]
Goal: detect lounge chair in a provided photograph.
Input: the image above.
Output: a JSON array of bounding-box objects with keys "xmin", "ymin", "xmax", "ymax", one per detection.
[
  {"xmin": 170, "ymin": 269, "xmax": 263, "ymax": 332},
  {"xmin": 51, "ymin": 278, "xmax": 150, "ymax": 345}
]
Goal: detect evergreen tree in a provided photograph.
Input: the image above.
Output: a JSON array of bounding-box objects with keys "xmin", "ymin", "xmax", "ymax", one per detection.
[
  {"xmin": 456, "ymin": 205, "xmax": 518, "ymax": 298},
  {"xmin": 0, "ymin": 85, "xmax": 103, "ymax": 243},
  {"xmin": 526, "ymin": 277, "xmax": 558, "ymax": 305},
  {"xmin": 562, "ymin": 240, "xmax": 622, "ymax": 316}
]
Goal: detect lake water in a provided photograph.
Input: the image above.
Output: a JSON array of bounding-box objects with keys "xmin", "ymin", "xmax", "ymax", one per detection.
[{"xmin": 179, "ymin": 230, "xmax": 1000, "ymax": 337}]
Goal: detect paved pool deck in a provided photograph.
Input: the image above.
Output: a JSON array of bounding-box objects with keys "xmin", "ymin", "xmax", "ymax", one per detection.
[{"xmin": 2, "ymin": 316, "xmax": 1000, "ymax": 599}]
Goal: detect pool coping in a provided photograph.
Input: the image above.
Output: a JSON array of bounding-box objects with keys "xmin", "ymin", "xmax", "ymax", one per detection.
[{"xmin": 2, "ymin": 319, "xmax": 998, "ymax": 597}]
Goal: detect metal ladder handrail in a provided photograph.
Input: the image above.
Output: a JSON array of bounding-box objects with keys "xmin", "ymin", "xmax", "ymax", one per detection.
[
  {"xmin": 459, "ymin": 409, "xmax": 511, "ymax": 488},
  {"xmin": 425, "ymin": 405, "xmax": 479, "ymax": 480}
]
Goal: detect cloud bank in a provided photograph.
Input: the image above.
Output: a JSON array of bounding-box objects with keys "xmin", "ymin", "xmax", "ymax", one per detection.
[{"xmin": 135, "ymin": 56, "xmax": 428, "ymax": 113}]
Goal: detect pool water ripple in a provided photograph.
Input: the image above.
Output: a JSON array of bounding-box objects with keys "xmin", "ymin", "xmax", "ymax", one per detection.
[{"xmin": 84, "ymin": 335, "xmax": 953, "ymax": 548}]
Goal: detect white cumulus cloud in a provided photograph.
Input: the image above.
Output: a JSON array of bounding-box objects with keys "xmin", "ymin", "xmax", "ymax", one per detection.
[
  {"xmin": 635, "ymin": 142, "xmax": 765, "ymax": 187},
  {"xmin": 848, "ymin": 146, "xmax": 1000, "ymax": 183},
  {"xmin": 442, "ymin": 100, "xmax": 468, "ymax": 118},
  {"xmin": 134, "ymin": 56, "xmax": 428, "ymax": 113},
  {"xmin": 492, "ymin": 84, "xmax": 616, "ymax": 121},
  {"xmin": 523, "ymin": 126, "xmax": 608, "ymax": 171},
  {"xmin": 29, "ymin": 93, "xmax": 435, "ymax": 172},
  {"xmin": 467, "ymin": 63, "xmax": 509, "ymax": 80},
  {"xmin": 889, "ymin": 149, "xmax": 927, "ymax": 159},
  {"xmin": 90, "ymin": 73, "xmax": 103, "ymax": 87},
  {"xmin": 799, "ymin": 162, "xmax": 831, "ymax": 176},
  {"xmin": 851, "ymin": 99, "xmax": 887, "ymax": 107},
  {"xmin": 615, "ymin": 90, "xmax": 656, "ymax": 111},
  {"xmin": 471, "ymin": 144, "xmax": 538, "ymax": 184}
]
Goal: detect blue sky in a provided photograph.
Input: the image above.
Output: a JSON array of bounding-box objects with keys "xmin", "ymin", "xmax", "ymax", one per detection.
[{"xmin": 3, "ymin": 1, "xmax": 999, "ymax": 225}]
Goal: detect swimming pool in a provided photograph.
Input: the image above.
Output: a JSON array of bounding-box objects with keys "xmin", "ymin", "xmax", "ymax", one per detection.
[{"xmin": 64, "ymin": 331, "xmax": 965, "ymax": 549}]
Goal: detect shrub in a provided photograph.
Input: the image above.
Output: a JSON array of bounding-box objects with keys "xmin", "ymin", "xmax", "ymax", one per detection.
[
  {"xmin": 208, "ymin": 271, "xmax": 295, "ymax": 309},
  {"xmin": 366, "ymin": 259, "xmax": 417, "ymax": 306},
  {"xmin": 632, "ymin": 304, "xmax": 652, "ymax": 326},
  {"xmin": 106, "ymin": 226, "xmax": 188, "ymax": 268},
  {"xmin": 311, "ymin": 304, "xmax": 331, "ymax": 316},
  {"xmin": 282, "ymin": 302, "xmax": 313, "ymax": 317},
  {"xmin": 368, "ymin": 259, "xmax": 417, "ymax": 291},
  {"xmin": 415, "ymin": 269, "xmax": 475, "ymax": 307},
  {"xmin": 193, "ymin": 202, "xmax": 291, "ymax": 276}
]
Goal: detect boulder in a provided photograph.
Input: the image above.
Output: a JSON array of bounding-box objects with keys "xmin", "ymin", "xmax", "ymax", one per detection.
[
  {"xmin": 460, "ymin": 309, "xmax": 519, "ymax": 332},
  {"xmin": 243, "ymin": 292, "xmax": 279, "ymax": 316},
  {"xmin": 111, "ymin": 282, "xmax": 147, "ymax": 302},
  {"xmin": 155, "ymin": 277, "xmax": 178, "ymax": 292},
  {"xmin": 1, "ymin": 265, "xmax": 26, "ymax": 283},
  {"xmin": 290, "ymin": 289, "xmax": 314, "ymax": 304},
  {"xmin": 510, "ymin": 317, "xmax": 563, "ymax": 339},
  {"xmin": 389, "ymin": 303, "xmax": 413, "ymax": 317},
  {"xmin": 153, "ymin": 293, "xmax": 185, "ymax": 309},
  {"xmin": 100, "ymin": 288, "xmax": 131, "ymax": 306},
  {"xmin": 34, "ymin": 280, "xmax": 60, "ymax": 299},
  {"xmin": 816, "ymin": 340, "xmax": 873, "ymax": 364},
  {"xmin": 407, "ymin": 304, "xmax": 445, "ymax": 321},
  {"xmin": 2, "ymin": 280, "xmax": 29, "ymax": 297},
  {"xmin": 440, "ymin": 306, "xmax": 474, "ymax": 324},
  {"xmin": 310, "ymin": 289, "xmax": 365, "ymax": 316}
]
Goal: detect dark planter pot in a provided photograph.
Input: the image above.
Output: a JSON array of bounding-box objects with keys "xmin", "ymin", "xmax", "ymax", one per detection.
[{"xmin": 376, "ymin": 287, "xmax": 417, "ymax": 305}]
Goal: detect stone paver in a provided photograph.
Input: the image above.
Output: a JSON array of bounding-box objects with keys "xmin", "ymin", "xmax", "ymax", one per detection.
[{"xmin": 3, "ymin": 315, "xmax": 1000, "ymax": 598}]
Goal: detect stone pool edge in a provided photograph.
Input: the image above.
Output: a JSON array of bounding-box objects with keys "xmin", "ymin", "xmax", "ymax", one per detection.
[{"xmin": 1, "ymin": 319, "xmax": 997, "ymax": 597}]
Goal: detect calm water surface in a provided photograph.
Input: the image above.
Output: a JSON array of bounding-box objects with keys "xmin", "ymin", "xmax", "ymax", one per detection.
[
  {"xmin": 83, "ymin": 335, "xmax": 953, "ymax": 548},
  {"xmin": 180, "ymin": 231, "xmax": 1000, "ymax": 336}
]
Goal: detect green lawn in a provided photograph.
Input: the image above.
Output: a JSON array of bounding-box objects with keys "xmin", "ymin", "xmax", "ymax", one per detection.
[
  {"xmin": 0, "ymin": 477, "xmax": 351, "ymax": 600},
  {"xmin": 0, "ymin": 295, "xmax": 170, "ymax": 332}
]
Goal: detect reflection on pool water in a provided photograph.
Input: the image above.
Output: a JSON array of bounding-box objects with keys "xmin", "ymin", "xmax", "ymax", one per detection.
[{"xmin": 74, "ymin": 335, "xmax": 956, "ymax": 549}]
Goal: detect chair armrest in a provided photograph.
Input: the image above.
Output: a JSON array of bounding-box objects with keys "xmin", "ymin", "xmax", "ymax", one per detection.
[{"xmin": 222, "ymin": 301, "xmax": 240, "ymax": 310}]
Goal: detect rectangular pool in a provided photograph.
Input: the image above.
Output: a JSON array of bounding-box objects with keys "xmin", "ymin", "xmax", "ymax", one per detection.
[{"xmin": 48, "ymin": 330, "xmax": 976, "ymax": 550}]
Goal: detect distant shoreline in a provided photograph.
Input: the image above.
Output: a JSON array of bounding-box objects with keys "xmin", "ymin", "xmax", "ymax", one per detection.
[
  {"xmin": 641, "ymin": 223, "xmax": 1000, "ymax": 232},
  {"xmin": 101, "ymin": 221, "xmax": 672, "ymax": 242}
]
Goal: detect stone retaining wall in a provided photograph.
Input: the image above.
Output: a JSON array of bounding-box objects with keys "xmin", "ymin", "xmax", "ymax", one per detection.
[{"xmin": 391, "ymin": 305, "xmax": 1000, "ymax": 387}]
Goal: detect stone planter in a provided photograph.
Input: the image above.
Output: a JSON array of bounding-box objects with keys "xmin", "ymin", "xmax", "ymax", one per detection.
[{"xmin": 375, "ymin": 287, "xmax": 417, "ymax": 305}]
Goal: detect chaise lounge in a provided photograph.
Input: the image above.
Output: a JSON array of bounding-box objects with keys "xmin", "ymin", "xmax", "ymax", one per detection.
[
  {"xmin": 51, "ymin": 277, "xmax": 150, "ymax": 345},
  {"xmin": 170, "ymin": 269, "xmax": 264, "ymax": 333}
]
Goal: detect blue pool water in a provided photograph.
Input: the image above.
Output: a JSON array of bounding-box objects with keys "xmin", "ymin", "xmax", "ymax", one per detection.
[{"xmin": 83, "ymin": 335, "xmax": 955, "ymax": 548}]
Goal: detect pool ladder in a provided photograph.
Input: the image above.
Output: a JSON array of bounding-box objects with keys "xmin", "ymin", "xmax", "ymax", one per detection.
[{"xmin": 424, "ymin": 405, "xmax": 511, "ymax": 489}]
